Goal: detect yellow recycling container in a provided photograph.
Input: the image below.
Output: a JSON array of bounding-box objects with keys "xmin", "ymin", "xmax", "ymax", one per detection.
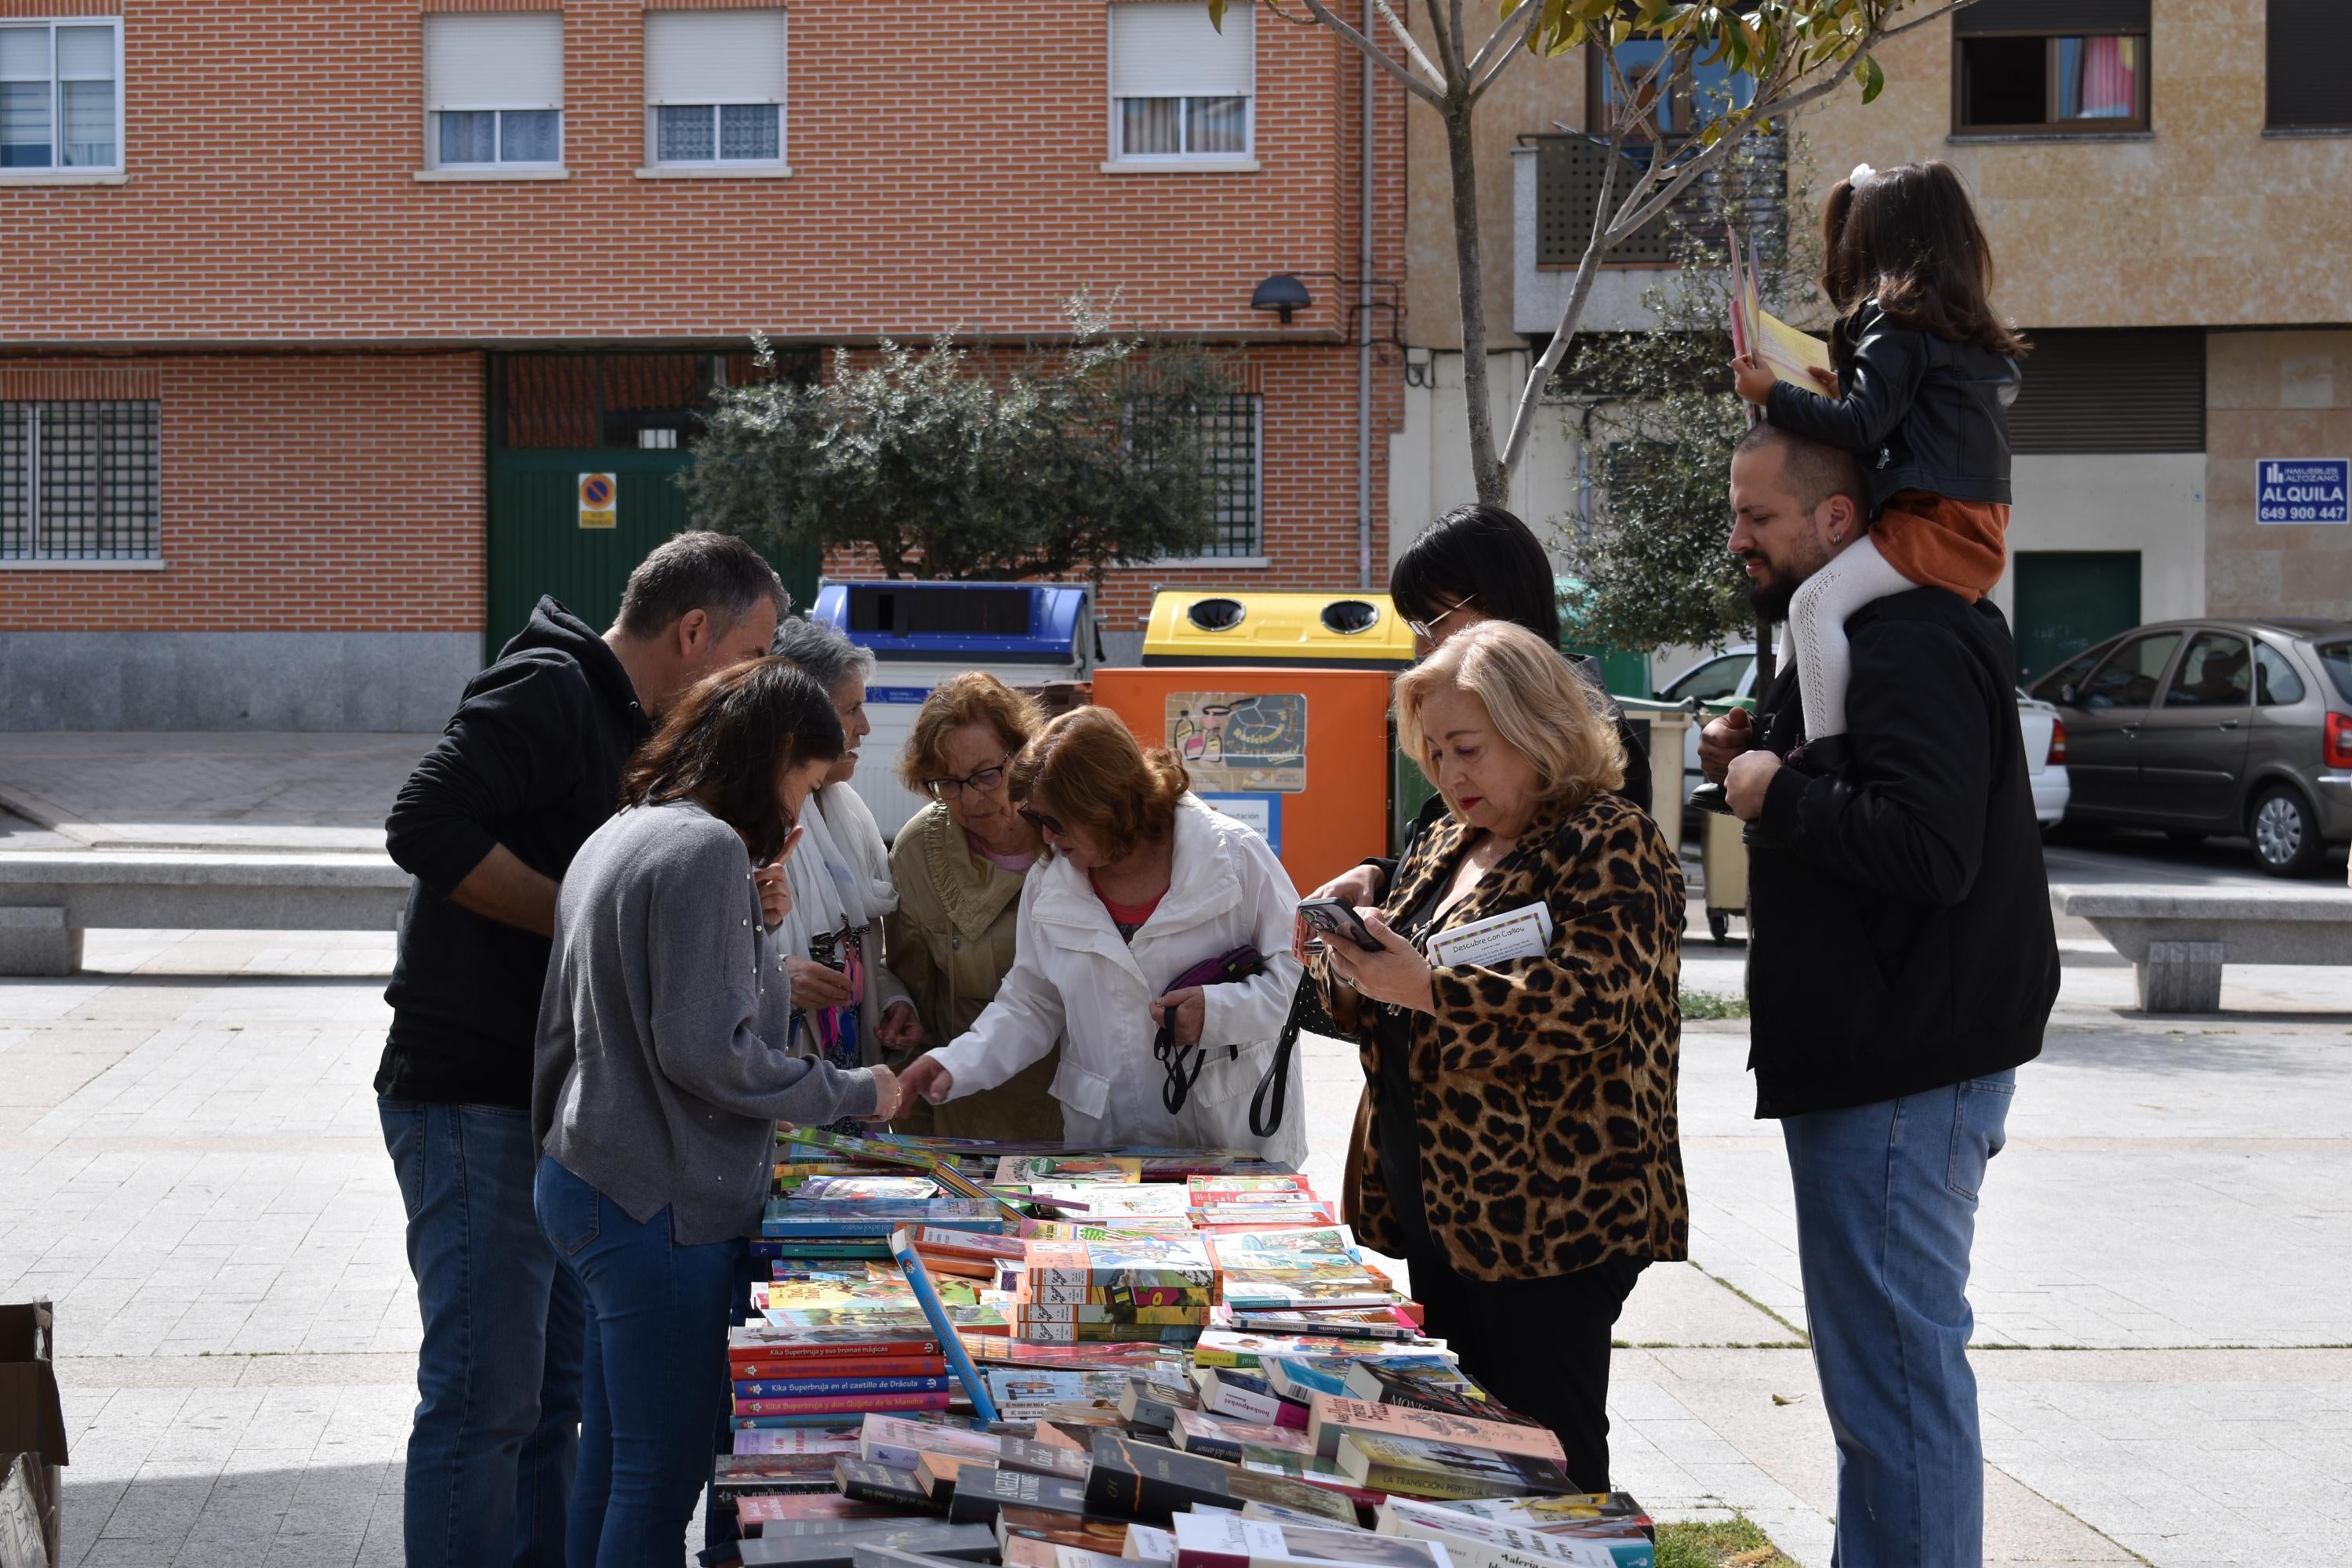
[{"xmin": 1142, "ymin": 591, "xmax": 1417, "ymax": 670}]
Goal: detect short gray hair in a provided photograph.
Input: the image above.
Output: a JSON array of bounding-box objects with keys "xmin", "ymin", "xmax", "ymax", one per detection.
[
  {"xmin": 770, "ymin": 614, "xmax": 876, "ymax": 695},
  {"xmin": 615, "ymin": 531, "xmax": 788, "ymax": 640}
]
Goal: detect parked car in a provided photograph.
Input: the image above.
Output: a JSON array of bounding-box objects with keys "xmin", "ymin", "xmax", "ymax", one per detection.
[
  {"xmin": 2026, "ymin": 618, "xmax": 2352, "ymax": 877},
  {"xmin": 1655, "ymin": 645, "xmax": 2071, "ymax": 829}
]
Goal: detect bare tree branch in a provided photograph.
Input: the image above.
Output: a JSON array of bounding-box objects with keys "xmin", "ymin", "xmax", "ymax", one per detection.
[
  {"xmin": 1466, "ymin": 3, "xmax": 1541, "ymax": 100},
  {"xmin": 1368, "ymin": 0, "xmax": 1450, "ymax": 89},
  {"xmin": 1497, "ymin": 10, "xmax": 1905, "ymax": 480},
  {"xmin": 1294, "ymin": 0, "xmax": 1446, "ymax": 102}
]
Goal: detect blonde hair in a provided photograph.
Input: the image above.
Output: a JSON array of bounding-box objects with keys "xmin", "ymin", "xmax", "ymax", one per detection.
[
  {"xmin": 1013, "ymin": 706, "xmax": 1189, "ymax": 862},
  {"xmin": 1395, "ymin": 620, "xmax": 1624, "ymax": 809},
  {"xmin": 896, "ymin": 673, "xmax": 1047, "ymax": 791}
]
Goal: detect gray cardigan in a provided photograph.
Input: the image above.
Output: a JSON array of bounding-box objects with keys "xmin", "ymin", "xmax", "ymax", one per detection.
[{"xmin": 533, "ymin": 797, "xmax": 879, "ymax": 1245}]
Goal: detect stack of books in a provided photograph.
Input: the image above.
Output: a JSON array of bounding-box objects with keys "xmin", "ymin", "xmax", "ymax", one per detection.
[
  {"xmin": 1014, "ymin": 1231, "xmax": 1218, "ymax": 1345},
  {"xmin": 708, "ymin": 1131, "xmax": 1669, "ymax": 1567}
]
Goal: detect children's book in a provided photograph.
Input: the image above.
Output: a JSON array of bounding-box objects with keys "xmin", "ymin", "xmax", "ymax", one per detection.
[{"xmin": 1729, "ymin": 224, "xmax": 1832, "ymax": 392}]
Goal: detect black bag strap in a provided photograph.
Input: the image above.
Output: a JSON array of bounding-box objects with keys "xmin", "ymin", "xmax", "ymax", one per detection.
[
  {"xmin": 1155, "ymin": 951, "xmax": 1267, "ymax": 1116},
  {"xmin": 1250, "ymin": 973, "xmax": 1334, "ymax": 1140}
]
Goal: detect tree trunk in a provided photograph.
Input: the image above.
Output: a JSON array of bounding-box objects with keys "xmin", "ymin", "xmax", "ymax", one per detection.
[{"xmin": 1443, "ymin": 99, "xmax": 1504, "ymax": 508}]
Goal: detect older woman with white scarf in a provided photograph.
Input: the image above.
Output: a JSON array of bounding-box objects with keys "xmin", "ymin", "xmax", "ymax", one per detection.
[{"xmin": 768, "ymin": 618, "xmax": 920, "ymax": 1097}]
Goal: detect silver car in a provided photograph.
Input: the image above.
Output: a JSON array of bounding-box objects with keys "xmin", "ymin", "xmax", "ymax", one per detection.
[{"xmin": 2026, "ymin": 618, "xmax": 2352, "ymax": 877}]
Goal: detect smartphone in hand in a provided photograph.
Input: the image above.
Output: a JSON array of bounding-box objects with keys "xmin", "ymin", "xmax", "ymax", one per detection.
[{"xmin": 1296, "ymin": 895, "xmax": 1383, "ymax": 953}]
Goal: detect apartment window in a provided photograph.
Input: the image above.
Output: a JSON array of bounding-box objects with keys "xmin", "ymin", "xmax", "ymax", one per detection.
[
  {"xmin": 1109, "ymin": 2, "xmax": 1254, "ymax": 165},
  {"xmin": 646, "ymin": 9, "xmax": 786, "ymax": 167},
  {"xmin": 1588, "ymin": 38, "xmax": 1752, "ymax": 140},
  {"xmin": 2268, "ymin": 0, "xmax": 2352, "ymax": 131},
  {"xmin": 1955, "ymin": 1, "xmax": 2148, "ymax": 134},
  {"xmin": 0, "ymin": 20, "xmax": 121, "ymax": 172},
  {"xmin": 1197, "ymin": 394, "xmax": 1261, "ymax": 557},
  {"xmin": 423, "ymin": 13, "xmax": 564, "ymax": 169},
  {"xmin": 0, "ymin": 401, "xmax": 162, "ymax": 561}
]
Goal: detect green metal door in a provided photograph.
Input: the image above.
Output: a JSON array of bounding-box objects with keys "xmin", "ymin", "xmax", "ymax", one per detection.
[
  {"xmin": 483, "ymin": 351, "xmax": 822, "ymax": 662},
  {"xmin": 2013, "ymin": 551, "xmax": 2141, "ymax": 684}
]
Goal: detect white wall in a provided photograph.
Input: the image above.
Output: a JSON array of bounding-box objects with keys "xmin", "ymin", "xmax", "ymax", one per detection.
[
  {"xmin": 1987, "ymin": 453, "xmax": 2209, "ymax": 626},
  {"xmin": 1388, "ymin": 347, "xmax": 1588, "ymax": 569}
]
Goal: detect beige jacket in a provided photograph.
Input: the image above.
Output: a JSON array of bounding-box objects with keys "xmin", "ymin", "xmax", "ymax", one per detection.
[{"xmin": 882, "ymin": 802, "xmax": 1063, "ymax": 1140}]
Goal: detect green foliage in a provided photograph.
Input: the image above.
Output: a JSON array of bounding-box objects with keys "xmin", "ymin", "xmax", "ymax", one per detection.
[
  {"xmin": 1561, "ymin": 134, "xmax": 1820, "ymax": 653},
  {"xmin": 681, "ymin": 299, "xmax": 1236, "ymax": 584},
  {"xmin": 1680, "ymin": 989, "xmax": 1751, "ymax": 1020}
]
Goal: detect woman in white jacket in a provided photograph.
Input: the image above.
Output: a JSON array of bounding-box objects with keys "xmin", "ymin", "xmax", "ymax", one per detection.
[
  {"xmin": 768, "ymin": 619, "xmax": 920, "ymax": 1090},
  {"xmin": 898, "ymin": 707, "xmax": 1307, "ymax": 1166}
]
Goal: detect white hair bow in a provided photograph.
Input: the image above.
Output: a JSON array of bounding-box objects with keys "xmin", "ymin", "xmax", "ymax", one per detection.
[{"xmin": 1849, "ymin": 162, "xmax": 1878, "ymax": 187}]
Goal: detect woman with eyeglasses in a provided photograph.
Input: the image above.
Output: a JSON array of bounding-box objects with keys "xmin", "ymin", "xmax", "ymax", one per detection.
[
  {"xmin": 895, "ymin": 706, "xmax": 1307, "ymax": 1164},
  {"xmin": 1299, "ymin": 503, "xmax": 1658, "ymax": 1225},
  {"xmin": 880, "ymin": 673, "xmax": 1064, "ymax": 1140}
]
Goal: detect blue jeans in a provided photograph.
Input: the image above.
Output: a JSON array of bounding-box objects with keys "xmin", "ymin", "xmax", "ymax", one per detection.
[
  {"xmin": 535, "ymin": 1156, "xmax": 741, "ymax": 1568},
  {"xmin": 1781, "ymin": 1073, "xmax": 2015, "ymax": 1568},
  {"xmin": 380, "ymin": 1099, "xmax": 585, "ymax": 1568}
]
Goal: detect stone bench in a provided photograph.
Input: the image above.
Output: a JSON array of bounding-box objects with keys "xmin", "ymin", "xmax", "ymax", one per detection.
[
  {"xmin": 0, "ymin": 851, "xmax": 408, "ymax": 975},
  {"xmin": 2053, "ymin": 883, "xmax": 2352, "ymax": 1012}
]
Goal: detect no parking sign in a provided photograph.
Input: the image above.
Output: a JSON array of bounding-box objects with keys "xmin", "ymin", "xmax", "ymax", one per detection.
[{"xmin": 578, "ymin": 472, "xmax": 617, "ymax": 530}]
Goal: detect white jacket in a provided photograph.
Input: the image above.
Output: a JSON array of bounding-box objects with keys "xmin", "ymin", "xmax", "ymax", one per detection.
[{"xmin": 927, "ymin": 794, "xmax": 1306, "ymax": 1166}]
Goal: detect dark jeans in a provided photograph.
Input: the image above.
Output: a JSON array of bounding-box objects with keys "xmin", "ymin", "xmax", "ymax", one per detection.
[
  {"xmin": 1406, "ymin": 1243, "xmax": 1646, "ymax": 1492},
  {"xmin": 379, "ymin": 1099, "xmax": 585, "ymax": 1568},
  {"xmin": 535, "ymin": 1156, "xmax": 742, "ymax": 1568}
]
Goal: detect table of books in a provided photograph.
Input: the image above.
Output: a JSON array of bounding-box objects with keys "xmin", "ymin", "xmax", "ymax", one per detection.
[{"xmin": 714, "ymin": 1129, "xmax": 1661, "ymax": 1567}]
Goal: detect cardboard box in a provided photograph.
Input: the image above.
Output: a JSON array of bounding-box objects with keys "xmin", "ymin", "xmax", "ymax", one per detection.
[{"xmin": 0, "ymin": 1303, "xmax": 67, "ymax": 1568}]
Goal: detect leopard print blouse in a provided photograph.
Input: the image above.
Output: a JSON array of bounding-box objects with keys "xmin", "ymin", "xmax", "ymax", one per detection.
[{"xmin": 1321, "ymin": 789, "xmax": 1690, "ymax": 1283}]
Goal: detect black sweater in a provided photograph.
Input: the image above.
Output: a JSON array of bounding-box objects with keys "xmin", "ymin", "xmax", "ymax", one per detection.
[
  {"xmin": 1744, "ymin": 588, "xmax": 2057, "ymax": 1118},
  {"xmin": 376, "ymin": 597, "xmax": 652, "ymax": 1109}
]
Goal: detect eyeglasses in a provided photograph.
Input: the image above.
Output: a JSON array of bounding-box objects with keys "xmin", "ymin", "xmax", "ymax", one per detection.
[
  {"xmin": 1405, "ymin": 593, "xmax": 1481, "ymax": 641},
  {"xmin": 1016, "ymin": 805, "xmax": 1065, "ymax": 837},
  {"xmin": 921, "ymin": 755, "xmax": 1014, "ymax": 801}
]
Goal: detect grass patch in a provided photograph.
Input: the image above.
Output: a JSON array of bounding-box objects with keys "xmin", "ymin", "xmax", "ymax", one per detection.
[
  {"xmin": 1680, "ymin": 989, "xmax": 1750, "ymax": 1020},
  {"xmin": 1656, "ymin": 1516, "xmax": 1797, "ymax": 1568}
]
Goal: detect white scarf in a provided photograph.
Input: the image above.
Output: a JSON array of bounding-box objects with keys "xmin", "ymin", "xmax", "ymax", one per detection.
[{"xmin": 779, "ymin": 782, "xmax": 898, "ymax": 960}]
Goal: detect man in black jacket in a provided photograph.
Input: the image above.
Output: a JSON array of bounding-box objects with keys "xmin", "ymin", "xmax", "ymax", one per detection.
[
  {"xmin": 1704, "ymin": 425, "xmax": 2057, "ymax": 1568},
  {"xmin": 378, "ymin": 532, "xmax": 783, "ymax": 1568}
]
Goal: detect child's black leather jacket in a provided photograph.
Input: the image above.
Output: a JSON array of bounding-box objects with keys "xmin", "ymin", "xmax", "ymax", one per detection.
[{"xmin": 1764, "ymin": 299, "xmax": 2019, "ymax": 516}]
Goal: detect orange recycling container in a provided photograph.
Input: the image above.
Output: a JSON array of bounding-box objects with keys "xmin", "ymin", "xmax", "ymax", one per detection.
[{"xmin": 1091, "ymin": 666, "xmax": 1396, "ymax": 896}]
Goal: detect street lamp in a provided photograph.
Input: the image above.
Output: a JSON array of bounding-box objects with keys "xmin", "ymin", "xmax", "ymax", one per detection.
[{"xmin": 1249, "ymin": 274, "xmax": 1312, "ymax": 325}]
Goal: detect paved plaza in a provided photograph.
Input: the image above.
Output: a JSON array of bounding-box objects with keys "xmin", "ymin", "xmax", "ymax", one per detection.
[{"xmin": 2, "ymin": 736, "xmax": 2348, "ymax": 1566}]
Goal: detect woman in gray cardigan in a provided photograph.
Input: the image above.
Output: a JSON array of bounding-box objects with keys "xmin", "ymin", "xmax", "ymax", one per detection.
[{"xmin": 532, "ymin": 657, "xmax": 901, "ymax": 1565}]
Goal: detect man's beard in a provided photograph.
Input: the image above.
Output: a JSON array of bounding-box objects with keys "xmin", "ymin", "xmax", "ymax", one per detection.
[{"xmin": 1747, "ymin": 575, "xmax": 1798, "ymax": 622}]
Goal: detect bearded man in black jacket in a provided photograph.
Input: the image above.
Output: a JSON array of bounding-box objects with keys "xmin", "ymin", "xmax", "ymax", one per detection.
[
  {"xmin": 1702, "ymin": 423, "xmax": 2057, "ymax": 1568},
  {"xmin": 377, "ymin": 532, "xmax": 783, "ymax": 1568}
]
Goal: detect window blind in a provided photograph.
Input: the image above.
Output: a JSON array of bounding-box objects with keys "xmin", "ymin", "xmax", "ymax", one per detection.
[
  {"xmin": 423, "ymin": 13, "xmax": 564, "ymax": 109},
  {"xmin": 2007, "ymin": 330, "xmax": 2205, "ymax": 455},
  {"xmin": 1110, "ymin": 2, "xmax": 1254, "ymax": 98},
  {"xmin": 2267, "ymin": 0, "xmax": 2352, "ymax": 128},
  {"xmin": 645, "ymin": 9, "xmax": 786, "ymax": 104},
  {"xmin": 1955, "ymin": 0, "xmax": 2147, "ymax": 34}
]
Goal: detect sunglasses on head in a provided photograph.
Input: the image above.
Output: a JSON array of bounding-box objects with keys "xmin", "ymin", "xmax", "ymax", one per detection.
[{"xmin": 1016, "ymin": 805, "xmax": 1065, "ymax": 837}]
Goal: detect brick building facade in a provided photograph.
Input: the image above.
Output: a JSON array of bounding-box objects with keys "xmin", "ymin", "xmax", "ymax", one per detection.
[{"xmin": 1, "ymin": 0, "xmax": 1405, "ymax": 727}]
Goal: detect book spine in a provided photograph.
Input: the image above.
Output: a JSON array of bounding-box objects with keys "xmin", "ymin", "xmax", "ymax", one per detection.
[
  {"xmin": 890, "ymin": 1226, "xmax": 1000, "ymax": 1425},
  {"xmin": 728, "ymin": 1356, "xmax": 948, "ymax": 1381},
  {"xmin": 735, "ymin": 1377, "xmax": 953, "ymax": 1398},
  {"xmin": 739, "ymin": 1411, "xmax": 910, "ymax": 1428},
  {"xmin": 728, "ymin": 1339, "xmax": 941, "ymax": 1366}
]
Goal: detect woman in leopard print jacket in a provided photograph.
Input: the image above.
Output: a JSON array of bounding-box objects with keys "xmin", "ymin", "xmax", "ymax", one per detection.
[{"xmin": 1314, "ymin": 619, "xmax": 1688, "ymax": 1492}]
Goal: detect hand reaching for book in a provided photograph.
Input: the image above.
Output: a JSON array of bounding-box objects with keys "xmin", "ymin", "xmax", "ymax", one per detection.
[
  {"xmin": 898, "ymin": 1054, "xmax": 953, "ymax": 1106},
  {"xmin": 1731, "ymin": 351, "xmax": 1776, "ymax": 406},
  {"xmin": 862, "ymin": 1062, "xmax": 902, "ymax": 1122}
]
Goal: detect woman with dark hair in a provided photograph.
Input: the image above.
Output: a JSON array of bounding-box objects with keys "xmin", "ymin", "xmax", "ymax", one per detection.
[
  {"xmin": 532, "ymin": 657, "xmax": 900, "ymax": 1566},
  {"xmin": 1305, "ymin": 502, "xmax": 1652, "ymax": 935},
  {"xmin": 896, "ymin": 706, "xmax": 1306, "ymax": 1163}
]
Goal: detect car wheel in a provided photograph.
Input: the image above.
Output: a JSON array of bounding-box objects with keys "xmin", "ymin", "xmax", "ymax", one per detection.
[{"xmin": 2249, "ymin": 786, "xmax": 2323, "ymax": 877}]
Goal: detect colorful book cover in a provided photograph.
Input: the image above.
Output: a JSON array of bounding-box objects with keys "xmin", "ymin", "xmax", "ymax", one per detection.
[
  {"xmin": 993, "ymin": 1155, "xmax": 1143, "ymax": 1185},
  {"xmin": 793, "ymin": 1175, "xmax": 942, "ymax": 1202},
  {"xmin": 1308, "ymin": 1393, "xmax": 1566, "ymax": 1465},
  {"xmin": 888, "ymin": 1225, "xmax": 1000, "ymax": 1423},
  {"xmin": 1334, "ymin": 1430, "xmax": 1575, "ymax": 1499}
]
